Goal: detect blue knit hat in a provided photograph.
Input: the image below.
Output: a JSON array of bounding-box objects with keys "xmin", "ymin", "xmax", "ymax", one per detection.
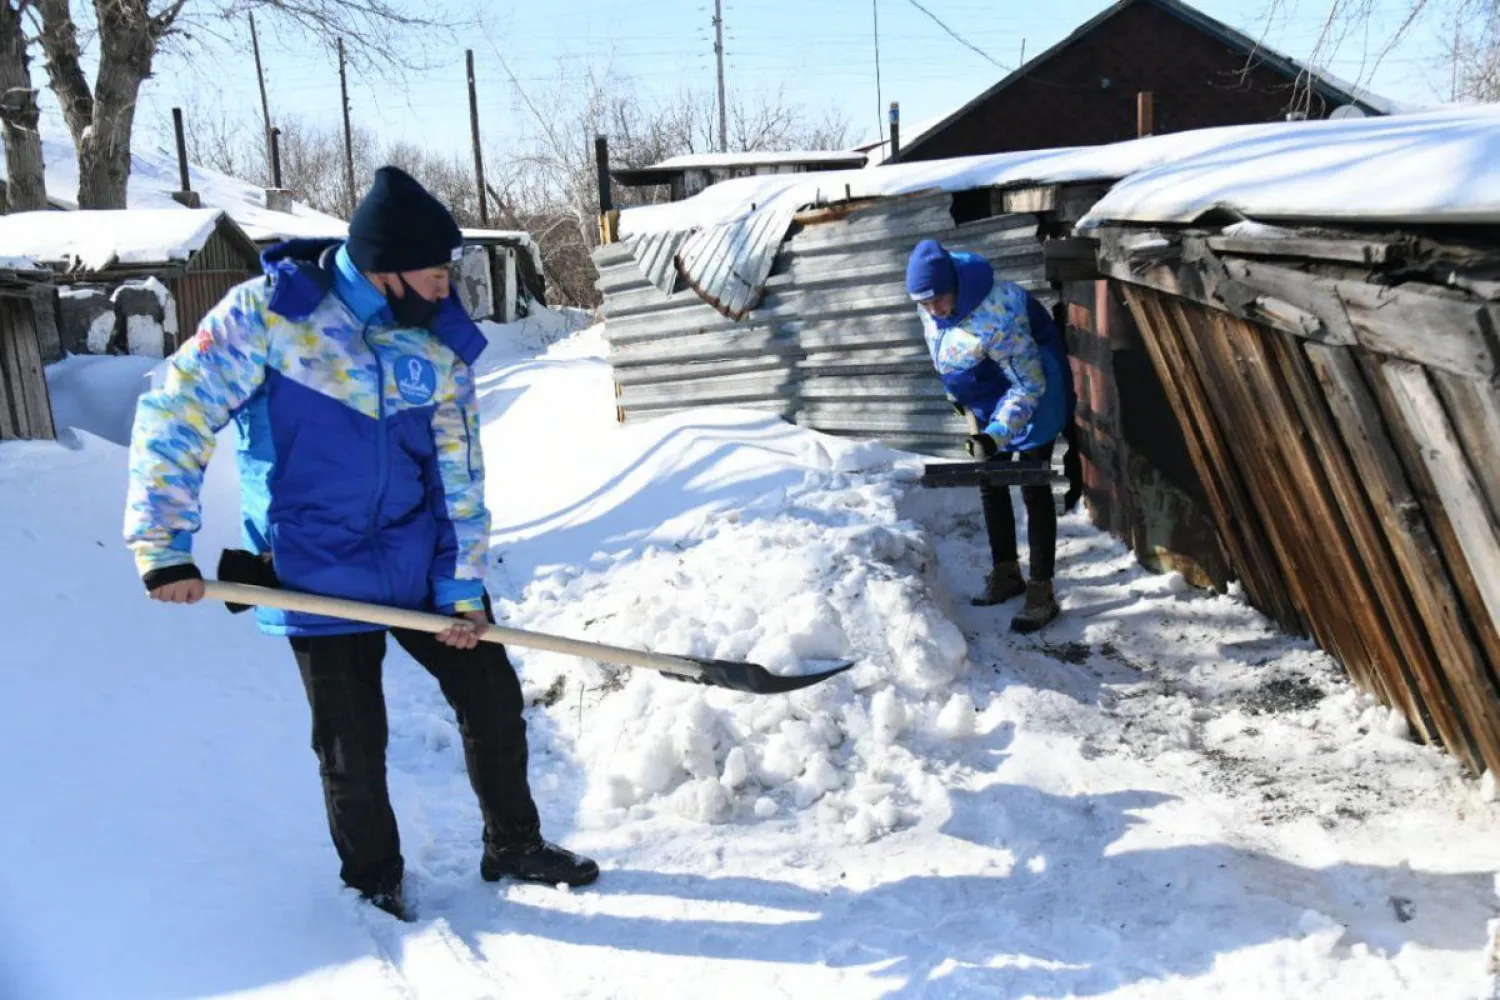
[
  {"xmin": 345, "ymin": 166, "xmax": 462, "ymax": 273},
  {"xmin": 905, "ymin": 240, "xmax": 956, "ymax": 302}
]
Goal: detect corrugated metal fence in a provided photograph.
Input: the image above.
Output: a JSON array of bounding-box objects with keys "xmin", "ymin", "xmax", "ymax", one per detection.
[{"xmin": 595, "ymin": 192, "xmax": 1050, "ymax": 456}]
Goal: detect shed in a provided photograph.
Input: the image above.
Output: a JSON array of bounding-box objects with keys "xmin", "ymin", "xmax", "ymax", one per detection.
[
  {"xmin": 614, "ymin": 151, "xmax": 870, "ymax": 202},
  {"xmin": 0, "ymin": 209, "xmax": 260, "ymax": 358},
  {"xmin": 0, "ymin": 258, "xmax": 58, "ymax": 441},
  {"xmin": 457, "ymin": 228, "xmax": 548, "ymax": 323},
  {"xmin": 1078, "ymin": 106, "xmax": 1500, "ymax": 774},
  {"xmin": 890, "ymin": 0, "xmax": 1391, "ymax": 163}
]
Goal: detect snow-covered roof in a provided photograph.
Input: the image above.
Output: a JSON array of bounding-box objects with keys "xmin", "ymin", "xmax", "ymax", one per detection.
[
  {"xmin": 621, "ymin": 104, "xmax": 1500, "ymax": 240},
  {"xmin": 0, "ymin": 134, "xmax": 347, "ymax": 244},
  {"xmin": 0, "ymin": 254, "xmax": 42, "ymax": 272},
  {"xmin": 0, "ymin": 209, "xmax": 232, "ymax": 272},
  {"xmin": 1079, "ymin": 103, "xmax": 1500, "ymax": 227},
  {"xmin": 646, "ymin": 151, "xmax": 869, "ymax": 171}
]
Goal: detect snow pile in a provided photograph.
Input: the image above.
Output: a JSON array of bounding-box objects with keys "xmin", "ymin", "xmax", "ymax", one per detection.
[
  {"xmin": 504, "ymin": 466, "xmax": 971, "ymax": 839},
  {"xmin": 45, "ymin": 354, "xmax": 159, "ymax": 445}
]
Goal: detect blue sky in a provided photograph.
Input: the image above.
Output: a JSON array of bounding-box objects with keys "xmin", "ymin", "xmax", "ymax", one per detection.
[{"xmin": 35, "ymin": 0, "xmax": 1453, "ymax": 171}]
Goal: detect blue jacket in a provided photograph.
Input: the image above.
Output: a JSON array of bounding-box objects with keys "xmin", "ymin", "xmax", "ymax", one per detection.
[
  {"xmin": 124, "ymin": 240, "xmax": 492, "ymax": 636},
  {"xmin": 919, "ymin": 252, "xmax": 1073, "ymax": 452}
]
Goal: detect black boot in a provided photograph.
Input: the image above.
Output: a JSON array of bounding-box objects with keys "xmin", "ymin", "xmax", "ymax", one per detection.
[
  {"xmin": 972, "ymin": 561, "xmax": 1026, "ymax": 607},
  {"xmin": 361, "ymin": 885, "xmax": 411, "ymax": 922},
  {"xmin": 1011, "ymin": 580, "xmax": 1060, "ymax": 634},
  {"xmin": 482, "ymin": 841, "xmax": 599, "ymax": 887}
]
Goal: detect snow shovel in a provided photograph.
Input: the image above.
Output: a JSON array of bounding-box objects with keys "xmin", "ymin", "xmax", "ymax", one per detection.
[
  {"xmin": 203, "ymin": 555, "xmax": 852, "ymax": 695},
  {"xmin": 920, "ymin": 408, "xmax": 1052, "ymax": 488}
]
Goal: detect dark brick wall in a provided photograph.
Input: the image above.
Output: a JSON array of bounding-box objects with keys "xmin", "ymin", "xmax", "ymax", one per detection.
[{"xmin": 903, "ymin": 1, "xmax": 1337, "ymax": 161}]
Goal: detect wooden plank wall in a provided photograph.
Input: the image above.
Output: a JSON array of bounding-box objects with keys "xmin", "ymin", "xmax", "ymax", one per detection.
[
  {"xmin": 1114, "ymin": 279, "xmax": 1500, "ymax": 774},
  {"xmin": 0, "ymin": 288, "xmax": 56, "ymax": 441}
]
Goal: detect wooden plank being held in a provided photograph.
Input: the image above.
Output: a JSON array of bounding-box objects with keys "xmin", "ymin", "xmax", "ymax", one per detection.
[{"xmin": 1306, "ymin": 344, "xmax": 1495, "ymax": 773}]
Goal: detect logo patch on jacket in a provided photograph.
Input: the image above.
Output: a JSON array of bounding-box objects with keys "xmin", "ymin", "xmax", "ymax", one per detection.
[{"xmin": 395, "ymin": 356, "xmax": 437, "ymax": 404}]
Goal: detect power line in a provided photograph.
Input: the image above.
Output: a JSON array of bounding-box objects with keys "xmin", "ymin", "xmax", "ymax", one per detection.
[{"xmin": 904, "ymin": 0, "xmax": 1011, "ymax": 71}]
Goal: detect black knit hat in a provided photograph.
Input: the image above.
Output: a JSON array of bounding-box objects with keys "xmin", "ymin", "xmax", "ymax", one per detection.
[{"xmin": 344, "ymin": 166, "xmax": 462, "ymax": 273}]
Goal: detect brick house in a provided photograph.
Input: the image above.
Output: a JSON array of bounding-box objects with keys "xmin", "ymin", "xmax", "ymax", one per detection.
[{"xmin": 891, "ymin": 0, "xmax": 1390, "ymax": 162}]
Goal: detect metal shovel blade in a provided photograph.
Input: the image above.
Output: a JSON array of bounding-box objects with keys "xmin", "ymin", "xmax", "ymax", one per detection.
[{"xmin": 660, "ymin": 658, "xmax": 856, "ymax": 694}]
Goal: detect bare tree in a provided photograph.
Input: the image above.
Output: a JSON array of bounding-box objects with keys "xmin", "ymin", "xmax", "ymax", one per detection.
[
  {"xmin": 1255, "ymin": 0, "xmax": 1500, "ymax": 110},
  {"xmin": 486, "ymin": 58, "xmax": 851, "ymax": 307},
  {"xmin": 12, "ymin": 0, "xmax": 447, "ymax": 210},
  {"xmin": 1445, "ymin": 0, "xmax": 1500, "ymax": 99},
  {"xmin": 0, "ymin": 1, "xmax": 46, "ymax": 212}
]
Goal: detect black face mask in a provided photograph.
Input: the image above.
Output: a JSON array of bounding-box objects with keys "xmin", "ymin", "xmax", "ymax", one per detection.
[{"xmin": 387, "ymin": 275, "xmax": 442, "ymax": 328}]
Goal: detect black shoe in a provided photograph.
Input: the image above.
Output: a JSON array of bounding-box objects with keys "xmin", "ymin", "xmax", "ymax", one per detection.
[
  {"xmin": 481, "ymin": 841, "xmax": 599, "ymax": 887},
  {"xmin": 972, "ymin": 561, "xmax": 1026, "ymax": 607},
  {"xmin": 362, "ymin": 887, "xmax": 412, "ymax": 922}
]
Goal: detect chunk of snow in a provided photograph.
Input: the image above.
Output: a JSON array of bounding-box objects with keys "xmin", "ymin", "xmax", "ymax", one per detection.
[
  {"xmin": 935, "ymin": 693, "xmax": 978, "ymax": 739},
  {"xmin": 869, "ymin": 688, "xmax": 906, "ymax": 745}
]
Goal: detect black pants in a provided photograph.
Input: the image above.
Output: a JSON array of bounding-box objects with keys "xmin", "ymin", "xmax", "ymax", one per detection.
[
  {"xmin": 979, "ymin": 441, "xmax": 1057, "ymax": 582},
  {"xmin": 289, "ymin": 622, "xmax": 541, "ymax": 896}
]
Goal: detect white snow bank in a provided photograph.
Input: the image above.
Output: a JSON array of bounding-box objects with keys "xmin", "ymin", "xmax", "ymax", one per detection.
[
  {"xmin": 0, "ymin": 208, "xmax": 223, "ymax": 271},
  {"xmin": 623, "ymin": 104, "xmax": 1500, "ymax": 239},
  {"xmin": 45, "ymin": 354, "xmax": 160, "ymax": 446}
]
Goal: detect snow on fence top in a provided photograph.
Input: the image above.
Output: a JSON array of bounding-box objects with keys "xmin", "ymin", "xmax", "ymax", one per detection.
[
  {"xmin": 1078, "ymin": 103, "xmax": 1500, "ymax": 227},
  {"xmin": 644, "ymin": 150, "xmax": 870, "ymax": 171},
  {"xmin": 619, "ymin": 105, "xmax": 1500, "ymax": 240},
  {"xmin": 0, "ymin": 134, "xmax": 347, "ymax": 244},
  {"xmin": 0, "ymin": 209, "xmax": 225, "ymax": 272},
  {"xmin": 0, "ymin": 255, "xmax": 42, "ymax": 272}
]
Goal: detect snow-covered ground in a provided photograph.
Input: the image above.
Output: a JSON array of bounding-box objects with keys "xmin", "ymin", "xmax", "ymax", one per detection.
[{"xmin": 5, "ymin": 311, "xmax": 1500, "ymax": 999}]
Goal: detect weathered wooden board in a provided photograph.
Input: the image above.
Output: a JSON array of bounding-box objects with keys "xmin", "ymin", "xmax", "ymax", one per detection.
[
  {"xmin": 1188, "ymin": 305, "xmax": 1395, "ymax": 705},
  {"xmin": 1307, "ymin": 344, "xmax": 1498, "ymax": 772},
  {"xmin": 1269, "ymin": 335, "xmax": 1442, "ymax": 744},
  {"xmin": 1122, "ymin": 288, "xmax": 1303, "ymax": 631},
  {"xmin": 1382, "ymin": 362, "xmax": 1500, "ymax": 656}
]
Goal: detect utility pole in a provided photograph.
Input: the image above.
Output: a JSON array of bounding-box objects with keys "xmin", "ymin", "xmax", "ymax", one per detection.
[
  {"xmin": 249, "ymin": 13, "xmax": 273, "ymax": 181},
  {"xmin": 338, "ymin": 38, "xmax": 356, "ymax": 217},
  {"xmin": 873, "ymin": 0, "xmax": 885, "ymax": 148},
  {"xmin": 466, "ymin": 49, "xmax": 490, "ymax": 226},
  {"xmin": 713, "ymin": 0, "xmax": 728, "ymax": 153}
]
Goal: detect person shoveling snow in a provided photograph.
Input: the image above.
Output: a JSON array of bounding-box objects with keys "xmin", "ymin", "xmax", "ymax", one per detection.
[
  {"xmin": 122, "ymin": 166, "xmax": 598, "ymax": 920},
  {"xmin": 907, "ymin": 238, "xmax": 1077, "ymax": 632}
]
